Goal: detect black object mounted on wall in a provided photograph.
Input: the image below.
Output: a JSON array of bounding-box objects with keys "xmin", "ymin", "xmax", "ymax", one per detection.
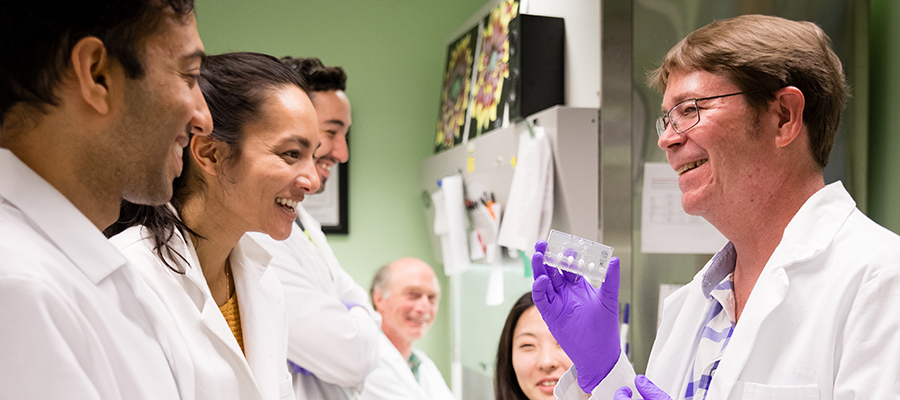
[
  {"xmin": 437, "ymin": 0, "xmax": 566, "ymax": 153},
  {"xmin": 506, "ymin": 14, "xmax": 565, "ymax": 121}
]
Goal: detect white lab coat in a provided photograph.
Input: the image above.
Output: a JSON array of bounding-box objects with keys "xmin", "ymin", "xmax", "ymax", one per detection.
[
  {"xmin": 110, "ymin": 226, "xmax": 294, "ymax": 400},
  {"xmin": 359, "ymin": 332, "xmax": 455, "ymax": 400},
  {"xmin": 555, "ymin": 182, "xmax": 900, "ymax": 400},
  {"xmin": 248, "ymin": 204, "xmax": 381, "ymax": 400},
  {"xmin": 0, "ymin": 149, "xmax": 188, "ymax": 399}
]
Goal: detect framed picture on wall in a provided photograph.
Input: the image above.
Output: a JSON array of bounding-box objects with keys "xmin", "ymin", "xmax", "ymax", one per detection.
[
  {"xmin": 435, "ymin": 25, "xmax": 478, "ymax": 153},
  {"xmin": 302, "ymin": 159, "xmax": 349, "ymax": 234}
]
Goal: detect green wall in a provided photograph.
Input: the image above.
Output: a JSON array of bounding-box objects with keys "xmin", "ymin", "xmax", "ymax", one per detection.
[
  {"xmin": 869, "ymin": 0, "xmax": 900, "ymax": 232},
  {"xmin": 195, "ymin": 0, "xmax": 489, "ymax": 379}
]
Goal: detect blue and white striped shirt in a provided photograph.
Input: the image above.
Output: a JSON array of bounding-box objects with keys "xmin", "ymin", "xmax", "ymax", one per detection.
[{"xmin": 685, "ymin": 243, "xmax": 737, "ymax": 400}]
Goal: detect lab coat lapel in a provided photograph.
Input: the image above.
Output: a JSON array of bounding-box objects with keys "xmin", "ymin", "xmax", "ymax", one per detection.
[
  {"xmin": 298, "ymin": 205, "xmax": 341, "ymax": 277},
  {"xmin": 706, "ymin": 183, "xmax": 855, "ymax": 399},
  {"xmin": 383, "ymin": 335, "xmax": 429, "ymax": 397},
  {"xmin": 232, "ymin": 235, "xmax": 279, "ymax": 400},
  {"xmin": 179, "ymin": 231, "xmax": 259, "ymax": 388},
  {"xmin": 646, "ymin": 264, "xmax": 716, "ymax": 395},
  {"xmin": 125, "ymin": 261, "xmax": 198, "ymax": 400},
  {"xmin": 709, "ymin": 259, "xmax": 790, "ymax": 399},
  {"xmin": 170, "ymin": 229, "xmax": 210, "ymax": 312},
  {"xmin": 179, "ymin": 231, "xmax": 236, "ymax": 353}
]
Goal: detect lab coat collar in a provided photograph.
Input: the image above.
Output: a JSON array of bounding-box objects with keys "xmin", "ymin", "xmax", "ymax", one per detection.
[
  {"xmin": 0, "ymin": 149, "xmax": 126, "ymax": 283},
  {"xmin": 174, "ymin": 229, "xmax": 275, "ymax": 310},
  {"xmin": 231, "ymin": 234, "xmax": 281, "ymax": 399},
  {"xmin": 232, "ymin": 234, "xmax": 274, "ymax": 283},
  {"xmin": 171, "ymin": 228, "xmax": 252, "ymax": 358},
  {"xmin": 296, "ymin": 204, "xmax": 341, "ymax": 279},
  {"xmin": 178, "ymin": 229, "xmax": 277, "ymax": 398},
  {"xmin": 707, "ymin": 181, "xmax": 856, "ymax": 398},
  {"xmin": 379, "ymin": 332, "xmax": 428, "ymax": 393},
  {"xmin": 767, "ymin": 181, "xmax": 855, "ymax": 268},
  {"xmin": 297, "ymin": 204, "xmax": 322, "ymax": 233},
  {"xmin": 164, "ymin": 227, "xmax": 207, "ymax": 311}
]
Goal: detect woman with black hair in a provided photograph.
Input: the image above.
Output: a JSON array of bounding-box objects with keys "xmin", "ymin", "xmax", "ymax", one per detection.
[
  {"xmin": 495, "ymin": 292, "xmax": 573, "ymax": 400},
  {"xmin": 107, "ymin": 52, "xmax": 320, "ymax": 400}
]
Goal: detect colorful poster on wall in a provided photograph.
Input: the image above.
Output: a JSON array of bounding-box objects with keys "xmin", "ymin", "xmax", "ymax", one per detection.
[
  {"xmin": 435, "ymin": 26, "xmax": 478, "ymax": 153},
  {"xmin": 470, "ymin": 0, "xmax": 519, "ymax": 138}
]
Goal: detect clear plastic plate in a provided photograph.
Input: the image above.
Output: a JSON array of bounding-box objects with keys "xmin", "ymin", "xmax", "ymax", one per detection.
[{"xmin": 543, "ymin": 229, "xmax": 614, "ymax": 282}]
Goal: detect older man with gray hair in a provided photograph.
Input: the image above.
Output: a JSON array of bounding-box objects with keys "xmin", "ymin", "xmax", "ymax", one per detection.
[{"xmin": 361, "ymin": 258, "xmax": 454, "ymax": 400}]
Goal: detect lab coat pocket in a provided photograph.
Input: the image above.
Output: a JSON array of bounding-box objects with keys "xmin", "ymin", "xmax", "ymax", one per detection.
[
  {"xmin": 741, "ymin": 382, "xmax": 819, "ymax": 400},
  {"xmin": 279, "ymin": 371, "xmax": 294, "ymax": 400}
]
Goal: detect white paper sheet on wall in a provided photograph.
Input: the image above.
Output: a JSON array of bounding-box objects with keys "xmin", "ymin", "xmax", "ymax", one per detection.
[
  {"xmin": 484, "ymin": 252, "xmax": 504, "ymax": 306},
  {"xmin": 438, "ymin": 175, "xmax": 471, "ymax": 275},
  {"xmin": 640, "ymin": 162, "xmax": 728, "ymax": 254},
  {"xmin": 658, "ymin": 284, "xmax": 684, "ymax": 330},
  {"xmin": 497, "ymin": 126, "xmax": 554, "ymax": 256}
]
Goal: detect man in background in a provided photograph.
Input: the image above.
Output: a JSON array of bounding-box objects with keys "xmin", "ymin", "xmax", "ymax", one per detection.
[
  {"xmin": 0, "ymin": 0, "xmax": 212, "ymax": 397},
  {"xmin": 361, "ymin": 258, "xmax": 454, "ymax": 400},
  {"xmin": 250, "ymin": 57, "xmax": 381, "ymax": 400}
]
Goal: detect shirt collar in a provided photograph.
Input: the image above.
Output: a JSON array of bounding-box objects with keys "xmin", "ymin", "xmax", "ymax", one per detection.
[
  {"xmin": 0, "ymin": 149, "xmax": 126, "ymax": 283},
  {"xmin": 701, "ymin": 241, "xmax": 736, "ymax": 298},
  {"xmin": 408, "ymin": 351, "xmax": 422, "ymax": 383}
]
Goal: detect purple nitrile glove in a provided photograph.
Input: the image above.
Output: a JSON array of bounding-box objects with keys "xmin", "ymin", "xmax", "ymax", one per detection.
[
  {"xmin": 531, "ymin": 240, "xmax": 621, "ymax": 394},
  {"xmin": 614, "ymin": 375, "xmax": 672, "ymax": 399},
  {"xmin": 288, "ymin": 360, "xmax": 314, "ymax": 376}
]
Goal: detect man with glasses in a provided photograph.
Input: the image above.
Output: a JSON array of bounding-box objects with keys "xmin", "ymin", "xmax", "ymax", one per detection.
[{"xmin": 532, "ymin": 14, "xmax": 900, "ymax": 400}]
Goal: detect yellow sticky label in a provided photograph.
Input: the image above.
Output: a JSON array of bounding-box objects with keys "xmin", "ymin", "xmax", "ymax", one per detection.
[
  {"xmin": 467, "ymin": 157, "xmax": 475, "ymax": 172},
  {"xmin": 510, "ymin": 156, "xmax": 517, "ymax": 168}
]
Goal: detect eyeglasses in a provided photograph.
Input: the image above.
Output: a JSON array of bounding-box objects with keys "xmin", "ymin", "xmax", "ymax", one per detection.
[{"xmin": 655, "ymin": 91, "xmax": 750, "ymax": 137}]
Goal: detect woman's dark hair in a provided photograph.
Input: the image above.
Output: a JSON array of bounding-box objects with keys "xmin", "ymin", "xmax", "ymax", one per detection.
[
  {"xmin": 495, "ymin": 292, "xmax": 536, "ymax": 400},
  {"xmin": 104, "ymin": 52, "xmax": 307, "ymax": 273},
  {"xmin": 280, "ymin": 56, "xmax": 347, "ymax": 92}
]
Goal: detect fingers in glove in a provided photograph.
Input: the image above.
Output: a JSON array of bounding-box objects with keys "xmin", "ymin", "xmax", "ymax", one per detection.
[
  {"xmin": 634, "ymin": 375, "xmax": 672, "ymax": 400},
  {"xmin": 613, "ymin": 386, "xmax": 634, "ymax": 399},
  {"xmin": 546, "ymin": 259, "xmax": 567, "ymax": 291},
  {"xmin": 561, "ymin": 268, "xmax": 582, "ymax": 285},
  {"xmin": 533, "ymin": 240, "xmax": 574, "ymax": 293},
  {"xmin": 532, "ymin": 275, "xmax": 557, "ymax": 309},
  {"xmin": 532, "ymin": 250, "xmax": 550, "ymax": 280},
  {"xmin": 599, "ymin": 256, "xmax": 621, "ymax": 314},
  {"xmin": 554, "ymin": 248, "xmax": 579, "ymax": 284}
]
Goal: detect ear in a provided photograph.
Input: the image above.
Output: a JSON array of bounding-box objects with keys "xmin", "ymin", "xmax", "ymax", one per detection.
[
  {"xmin": 70, "ymin": 37, "xmax": 117, "ymax": 115},
  {"xmin": 772, "ymin": 86, "xmax": 805, "ymax": 148},
  {"xmin": 190, "ymin": 134, "xmax": 222, "ymax": 177},
  {"xmin": 372, "ymin": 289, "xmax": 384, "ymax": 311}
]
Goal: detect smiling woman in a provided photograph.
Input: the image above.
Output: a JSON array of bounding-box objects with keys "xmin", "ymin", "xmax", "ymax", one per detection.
[
  {"xmin": 104, "ymin": 52, "xmax": 320, "ymax": 400},
  {"xmin": 495, "ymin": 292, "xmax": 574, "ymax": 400}
]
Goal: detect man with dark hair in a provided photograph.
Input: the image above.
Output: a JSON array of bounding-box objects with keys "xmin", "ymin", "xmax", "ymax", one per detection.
[
  {"xmin": 250, "ymin": 57, "xmax": 377, "ymax": 400},
  {"xmin": 0, "ymin": 0, "xmax": 212, "ymax": 397},
  {"xmin": 281, "ymin": 57, "xmax": 351, "ymax": 192},
  {"xmin": 532, "ymin": 14, "xmax": 900, "ymax": 400}
]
